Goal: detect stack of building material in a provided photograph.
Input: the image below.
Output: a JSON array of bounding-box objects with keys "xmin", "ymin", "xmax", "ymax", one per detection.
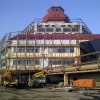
[{"xmin": 73, "ymin": 79, "xmax": 96, "ymax": 88}]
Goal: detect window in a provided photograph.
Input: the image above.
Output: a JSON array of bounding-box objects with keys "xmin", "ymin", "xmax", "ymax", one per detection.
[
  {"xmin": 49, "ymin": 59, "xmax": 74, "ymax": 65},
  {"xmin": 37, "ymin": 24, "xmax": 42, "ymax": 28},
  {"xmin": 37, "ymin": 28, "xmax": 45, "ymax": 32},
  {"xmin": 45, "ymin": 25, "xmax": 49, "ymax": 27},
  {"xmin": 28, "ymin": 48, "xmax": 39, "ymax": 52},
  {"xmin": 13, "ymin": 59, "xmax": 40, "ymax": 65},
  {"xmin": 48, "ymin": 47, "xmax": 74, "ymax": 53},
  {"xmin": 27, "ymin": 40, "xmax": 33, "ymax": 45},
  {"xmin": 56, "ymin": 28, "xmax": 61, "ymax": 32},
  {"xmin": 27, "ymin": 60, "xmax": 39, "ymax": 65},
  {"xmin": 65, "ymin": 48, "xmax": 74, "ymax": 53},
  {"xmin": 13, "ymin": 60, "xmax": 17, "ymax": 65},
  {"xmin": 49, "ymin": 60, "xmax": 62, "ymax": 65},
  {"xmin": 52, "ymin": 25, "xmax": 55, "ymax": 27},
  {"xmin": 18, "ymin": 40, "xmax": 26, "ymax": 45},
  {"xmin": 14, "ymin": 47, "xmax": 25, "ymax": 52},
  {"xmin": 72, "ymin": 25, "xmax": 79, "ymax": 32},
  {"xmin": 46, "ymin": 28, "xmax": 53, "ymax": 32},
  {"xmin": 14, "ymin": 47, "xmax": 39, "ymax": 53},
  {"xmin": 63, "ymin": 59, "xmax": 74, "ymax": 65},
  {"xmin": 61, "ymin": 25, "xmax": 66, "ymax": 27},
  {"xmin": 70, "ymin": 48, "xmax": 74, "ymax": 52},
  {"xmin": 63, "ymin": 28, "xmax": 71, "ymax": 32}
]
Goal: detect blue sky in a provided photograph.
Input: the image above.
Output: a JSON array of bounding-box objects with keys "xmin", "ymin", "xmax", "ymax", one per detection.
[{"xmin": 0, "ymin": 0, "xmax": 100, "ymax": 37}]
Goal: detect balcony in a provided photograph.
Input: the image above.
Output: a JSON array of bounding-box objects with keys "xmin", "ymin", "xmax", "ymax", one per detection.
[
  {"xmin": 10, "ymin": 43, "xmax": 79, "ymax": 47},
  {"xmin": 64, "ymin": 63, "xmax": 100, "ymax": 73},
  {"xmin": 6, "ymin": 52, "xmax": 80, "ymax": 59}
]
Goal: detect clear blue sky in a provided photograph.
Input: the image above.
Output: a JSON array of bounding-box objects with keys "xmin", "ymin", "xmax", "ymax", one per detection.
[{"xmin": 0, "ymin": 0, "xmax": 100, "ymax": 37}]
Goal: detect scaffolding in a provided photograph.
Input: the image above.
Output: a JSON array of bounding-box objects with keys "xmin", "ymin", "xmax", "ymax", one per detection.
[{"xmin": 0, "ymin": 17, "xmax": 97, "ymax": 76}]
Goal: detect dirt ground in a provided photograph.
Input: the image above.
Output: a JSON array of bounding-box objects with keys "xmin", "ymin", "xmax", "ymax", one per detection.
[{"xmin": 0, "ymin": 87, "xmax": 99, "ymax": 100}]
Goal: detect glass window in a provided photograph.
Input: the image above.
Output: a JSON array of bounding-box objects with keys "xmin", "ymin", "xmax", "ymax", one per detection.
[
  {"xmin": 29, "ymin": 48, "xmax": 39, "ymax": 52},
  {"xmin": 45, "ymin": 25, "xmax": 49, "ymax": 27},
  {"xmin": 13, "ymin": 59, "xmax": 39, "ymax": 65},
  {"xmin": 49, "ymin": 60, "xmax": 62, "ymax": 65},
  {"xmin": 37, "ymin": 25, "xmax": 42, "ymax": 28},
  {"xmin": 14, "ymin": 48, "xmax": 17, "ymax": 52},
  {"xmin": 49, "ymin": 59, "xmax": 74, "ymax": 65},
  {"xmin": 27, "ymin": 40, "xmax": 33, "ymax": 45},
  {"xmin": 48, "ymin": 47, "xmax": 74, "ymax": 53},
  {"xmin": 19, "ymin": 48, "xmax": 25, "ymax": 52},
  {"xmin": 63, "ymin": 59, "xmax": 74, "ymax": 65},
  {"xmin": 52, "ymin": 25, "xmax": 55, "ymax": 27},
  {"xmin": 13, "ymin": 60, "xmax": 17, "ymax": 65},
  {"xmin": 72, "ymin": 25, "xmax": 79, "ymax": 32},
  {"xmin": 56, "ymin": 28, "xmax": 61, "ymax": 32},
  {"xmin": 61, "ymin": 25, "xmax": 66, "ymax": 27},
  {"xmin": 35, "ymin": 60, "xmax": 39, "ymax": 65},
  {"xmin": 63, "ymin": 28, "xmax": 71, "ymax": 32},
  {"xmin": 18, "ymin": 40, "xmax": 26, "ymax": 45},
  {"xmin": 37, "ymin": 28, "xmax": 45, "ymax": 32},
  {"xmin": 14, "ymin": 47, "xmax": 25, "ymax": 52},
  {"xmin": 46, "ymin": 28, "xmax": 54, "ymax": 32},
  {"xmin": 70, "ymin": 48, "xmax": 74, "ymax": 52},
  {"xmin": 14, "ymin": 47, "xmax": 39, "ymax": 53}
]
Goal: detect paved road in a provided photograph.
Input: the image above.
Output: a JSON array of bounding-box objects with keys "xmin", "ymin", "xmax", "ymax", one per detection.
[{"xmin": 0, "ymin": 87, "xmax": 99, "ymax": 100}]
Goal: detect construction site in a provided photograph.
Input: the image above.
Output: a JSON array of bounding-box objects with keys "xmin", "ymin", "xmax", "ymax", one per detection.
[{"xmin": 0, "ymin": 5, "xmax": 100, "ymax": 99}]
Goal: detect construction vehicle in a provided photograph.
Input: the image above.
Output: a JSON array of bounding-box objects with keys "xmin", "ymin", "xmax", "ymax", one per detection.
[
  {"xmin": 1, "ymin": 70, "xmax": 47, "ymax": 88},
  {"xmin": 1, "ymin": 71, "xmax": 18, "ymax": 87},
  {"xmin": 28, "ymin": 70, "xmax": 47, "ymax": 88}
]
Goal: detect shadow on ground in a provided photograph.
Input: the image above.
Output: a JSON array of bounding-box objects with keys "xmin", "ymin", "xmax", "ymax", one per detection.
[{"xmin": 80, "ymin": 95, "xmax": 100, "ymax": 100}]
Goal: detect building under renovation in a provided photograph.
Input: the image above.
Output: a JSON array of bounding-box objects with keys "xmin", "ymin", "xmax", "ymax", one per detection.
[{"xmin": 0, "ymin": 6, "xmax": 100, "ymax": 87}]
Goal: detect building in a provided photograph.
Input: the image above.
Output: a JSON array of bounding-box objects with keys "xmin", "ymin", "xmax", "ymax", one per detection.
[{"xmin": 0, "ymin": 6, "xmax": 100, "ymax": 86}]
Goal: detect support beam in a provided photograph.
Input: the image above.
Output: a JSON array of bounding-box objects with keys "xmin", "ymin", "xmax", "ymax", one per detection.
[
  {"xmin": 64, "ymin": 73, "xmax": 69, "ymax": 87},
  {"xmin": 0, "ymin": 75, "xmax": 2, "ymax": 85}
]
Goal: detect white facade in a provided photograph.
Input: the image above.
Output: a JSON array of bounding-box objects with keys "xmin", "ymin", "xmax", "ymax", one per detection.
[{"xmin": 0, "ymin": 38, "xmax": 80, "ymax": 70}]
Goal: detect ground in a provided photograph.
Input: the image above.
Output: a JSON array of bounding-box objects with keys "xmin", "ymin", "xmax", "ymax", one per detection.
[{"xmin": 0, "ymin": 87, "xmax": 100, "ymax": 100}]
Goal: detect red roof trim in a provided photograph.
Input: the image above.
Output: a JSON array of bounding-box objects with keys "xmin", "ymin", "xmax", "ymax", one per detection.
[{"xmin": 10, "ymin": 33, "xmax": 100, "ymax": 40}]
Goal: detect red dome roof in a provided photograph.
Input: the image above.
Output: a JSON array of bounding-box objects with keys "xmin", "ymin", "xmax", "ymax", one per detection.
[{"xmin": 43, "ymin": 6, "xmax": 70, "ymax": 22}]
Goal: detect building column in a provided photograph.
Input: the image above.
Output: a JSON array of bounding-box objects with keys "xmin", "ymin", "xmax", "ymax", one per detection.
[
  {"xmin": 0, "ymin": 75, "xmax": 2, "ymax": 85},
  {"xmin": 64, "ymin": 73, "xmax": 69, "ymax": 87}
]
